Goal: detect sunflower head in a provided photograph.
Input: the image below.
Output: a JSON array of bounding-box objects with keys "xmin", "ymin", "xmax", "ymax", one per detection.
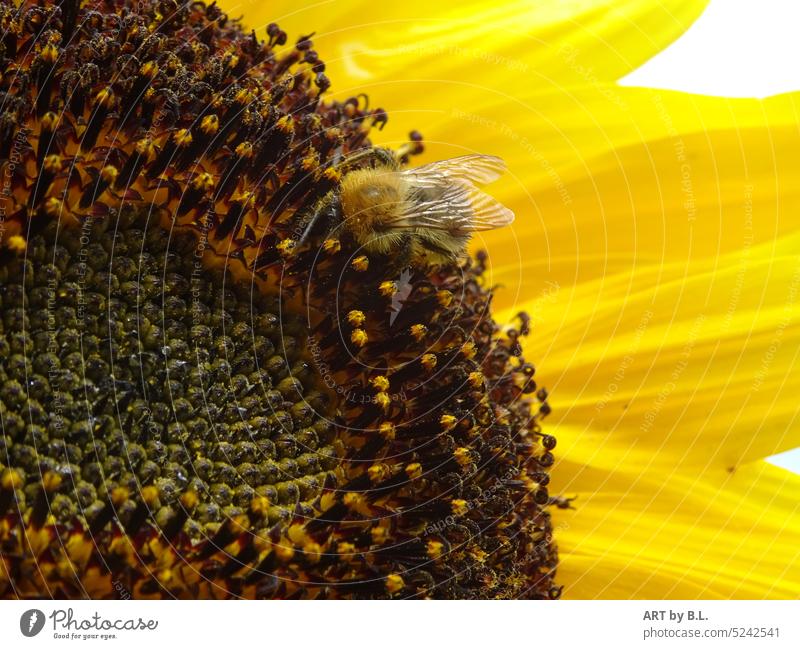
[{"xmin": 0, "ymin": 0, "xmax": 558, "ymax": 599}]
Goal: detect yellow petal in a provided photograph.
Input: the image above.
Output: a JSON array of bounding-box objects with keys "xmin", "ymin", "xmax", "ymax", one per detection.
[
  {"xmin": 551, "ymin": 451, "xmax": 800, "ymax": 598},
  {"xmin": 404, "ymin": 87, "xmax": 800, "ymax": 287},
  {"xmin": 280, "ymin": 81, "xmax": 797, "ymax": 302},
  {"xmin": 499, "ymin": 232, "xmax": 800, "ymax": 467},
  {"xmin": 231, "ymin": 0, "xmax": 708, "ymax": 91}
]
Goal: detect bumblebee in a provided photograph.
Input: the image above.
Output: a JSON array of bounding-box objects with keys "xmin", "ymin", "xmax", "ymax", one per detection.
[{"xmin": 298, "ymin": 149, "xmax": 515, "ymax": 266}]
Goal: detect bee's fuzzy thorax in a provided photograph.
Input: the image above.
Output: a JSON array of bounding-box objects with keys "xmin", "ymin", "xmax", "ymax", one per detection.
[{"xmin": 340, "ymin": 167, "xmax": 407, "ymax": 251}]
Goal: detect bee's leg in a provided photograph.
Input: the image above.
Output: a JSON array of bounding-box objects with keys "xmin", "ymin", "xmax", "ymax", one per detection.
[
  {"xmin": 368, "ymin": 147, "xmax": 400, "ymax": 168},
  {"xmin": 340, "ymin": 135, "xmax": 422, "ymax": 169},
  {"xmin": 296, "ymin": 191, "xmax": 341, "ymax": 248},
  {"xmin": 388, "ymin": 233, "xmax": 416, "ymax": 272},
  {"xmin": 339, "ymin": 146, "xmax": 399, "ymax": 170},
  {"xmin": 294, "ymin": 193, "xmax": 328, "ymax": 246}
]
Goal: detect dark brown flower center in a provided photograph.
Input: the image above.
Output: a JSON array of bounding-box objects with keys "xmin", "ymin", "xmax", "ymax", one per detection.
[{"xmin": 0, "ymin": 0, "xmax": 559, "ymax": 599}]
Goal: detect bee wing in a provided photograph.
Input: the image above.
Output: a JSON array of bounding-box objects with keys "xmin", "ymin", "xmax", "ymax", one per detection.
[
  {"xmin": 400, "ymin": 154, "xmax": 507, "ymax": 187},
  {"xmin": 391, "ymin": 155, "xmax": 514, "ymax": 232},
  {"xmin": 399, "ymin": 181, "xmax": 515, "ymax": 232}
]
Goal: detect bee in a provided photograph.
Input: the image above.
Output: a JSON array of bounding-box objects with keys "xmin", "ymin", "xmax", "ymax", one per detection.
[{"xmin": 297, "ymin": 149, "xmax": 514, "ymax": 266}]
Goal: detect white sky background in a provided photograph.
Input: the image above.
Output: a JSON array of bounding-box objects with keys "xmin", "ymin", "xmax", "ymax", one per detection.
[
  {"xmin": 620, "ymin": 0, "xmax": 800, "ymax": 473},
  {"xmin": 622, "ymin": 0, "xmax": 800, "ymax": 98}
]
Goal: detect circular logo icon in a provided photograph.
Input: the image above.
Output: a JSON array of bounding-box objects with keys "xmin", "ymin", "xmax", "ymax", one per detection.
[{"xmin": 20, "ymin": 609, "xmax": 45, "ymax": 637}]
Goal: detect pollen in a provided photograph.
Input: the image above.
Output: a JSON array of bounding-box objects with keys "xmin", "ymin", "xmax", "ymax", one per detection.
[
  {"xmin": 436, "ymin": 290, "xmax": 454, "ymax": 307},
  {"xmin": 385, "ymin": 574, "xmax": 405, "ymax": 595},
  {"xmin": 173, "ymin": 129, "xmax": 193, "ymax": 148},
  {"xmin": 368, "ymin": 464, "xmax": 390, "ymax": 482},
  {"xmin": 303, "ymin": 542, "xmax": 322, "ymax": 564},
  {"xmin": 460, "ymin": 341, "xmax": 478, "ymax": 360},
  {"xmin": 42, "ymin": 154, "xmax": 62, "ymax": 173},
  {"xmin": 7, "ymin": 236, "xmax": 27, "ymax": 253},
  {"xmin": 100, "ymin": 165, "xmax": 119, "ymax": 184},
  {"xmin": 322, "ymin": 238, "xmax": 342, "ymax": 254},
  {"xmin": 301, "ymin": 149, "xmax": 320, "ymax": 171},
  {"xmin": 274, "ymin": 543, "xmax": 296, "ymax": 563},
  {"xmin": 410, "ymin": 324, "xmax": 428, "ymax": 341},
  {"xmin": 323, "ymin": 167, "xmax": 342, "ymax": 183},
  {"xmin": 350, "ymin": 328, "xmax": 369, "ymax": 347},
  {"xmin": 440, "ymin": 414, "xmax": 458, "ymax": 431},
  {"xmin": 235, "ymin": 142, "xmax": 254, "ymax": 158},
  {"xmin": 374, "ymin": 392, "xmax": 391, "ymax": 410},
  {"xmin": 192, "ymin": 172, "xmax": 215, "ymax": 192},
  {"xmin": 200, "ymin": 114, "xmax": 219, "ymax": 135},
  {"xmin": 379, "ymin": 422, "xmax": 397, "ymax": 440},
  {"xmin": 379, "ymin": 280, "xmax": 398, "ymax": 297},
  {"xmin": 454, "ymin": 447, "xmax": 473, "ymax": 467},
  {"xmin": 421, "ymin": 353, "xmax": 438, "ymax": 371},
  {"xmin": 277, "ymin": 238, "xmax": 297, "ymax": 257},
  {"xmin": 337, "ymin": 542, "xmax": 356, "ymax": 555},
  {"xmin": 426, "ymin": 540, "xmax": 445, "ymax": 560},
  {"xmin": 140, "ymin": 60, "xmax": 159, "ymax": 78},
  {"xmin": 343, "ymin": 492, "xmax": 367, "ymax": 511},
  {"xmin": 468, "ymin": 371, "xmax": 484, "ymax": 388},
  {"xmin": 277, "ymin": 115, "xmax": 295, "ymax": 133},
  {"xmin": 347, "ymin": 310, "xmax": 366, "ymax": 327},
  {"xmin": 370, "ymin": 375, "xmax": 390, "ymax": 392},
  {"xmin": 0, "ymin": 469, "xmax": 23, "ymax": 491},
  {"xmin": 371, "ymin": 524, "xmax": 390, "ymax": 544},
  {"xmin": 40, "ymin": 43, "xmax": 59, "ymax": 63}
]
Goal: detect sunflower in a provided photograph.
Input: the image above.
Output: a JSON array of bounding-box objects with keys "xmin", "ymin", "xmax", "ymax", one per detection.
[
  {"xmin": 2, "ymin": 0, "xmax": 798, "ymax": 601},
  {"xmin": 227, "ymin": 0, "xmax": 800, "ymax": 598},
  {"xmin": 0, "ymin": 0, "xmax": 557, "ymax": 599}
]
